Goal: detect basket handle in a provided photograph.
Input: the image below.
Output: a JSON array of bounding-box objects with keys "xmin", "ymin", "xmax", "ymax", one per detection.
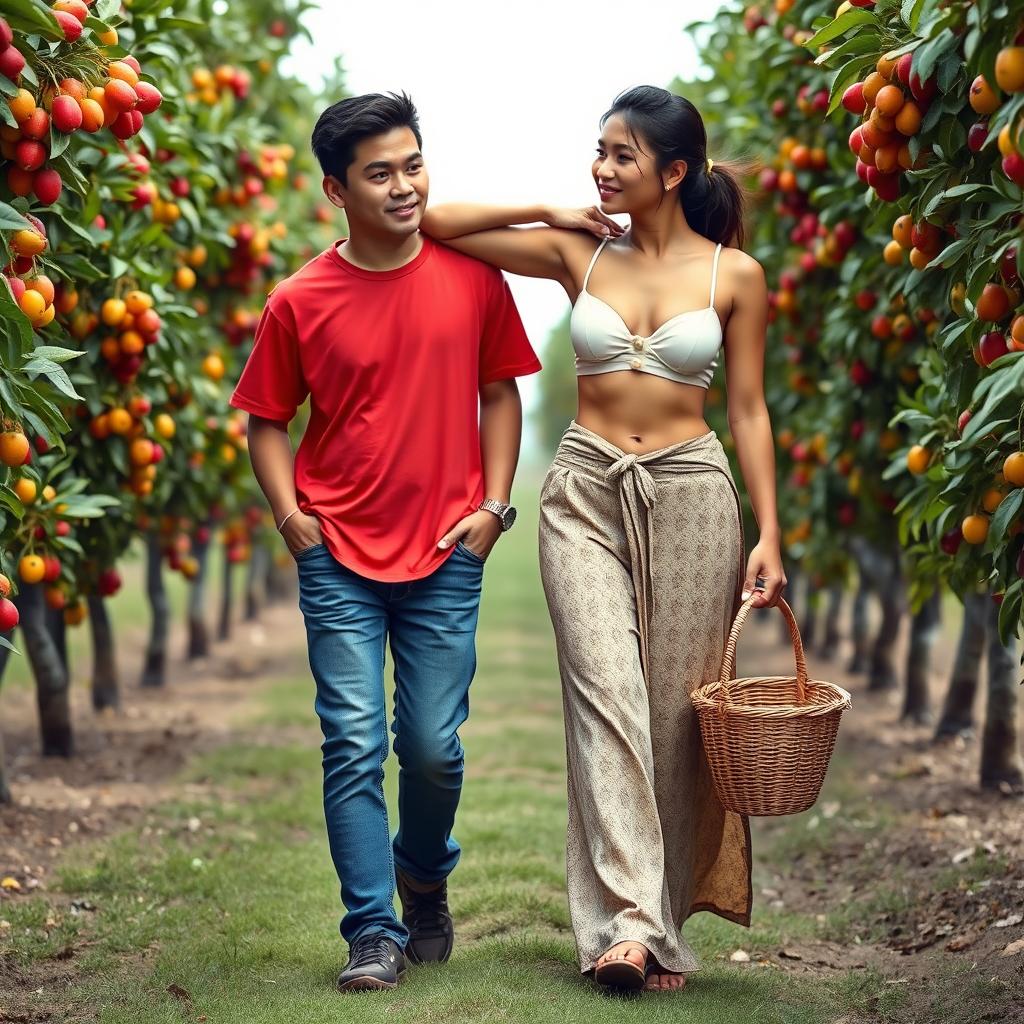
[{"xmin": 717, "ymin": 594, "xmax": 808, "ymax": 704}]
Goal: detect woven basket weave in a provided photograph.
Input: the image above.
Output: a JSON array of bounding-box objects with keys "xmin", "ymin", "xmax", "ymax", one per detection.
[{"xmin": 693, "ymin": 595, "xmax": 852, "ymax": 817}]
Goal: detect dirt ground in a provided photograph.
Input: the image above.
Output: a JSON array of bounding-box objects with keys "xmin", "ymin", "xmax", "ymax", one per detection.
[{"xmin": 1, "ymin": 589, "xmax": 1022, "ymax": 1022}]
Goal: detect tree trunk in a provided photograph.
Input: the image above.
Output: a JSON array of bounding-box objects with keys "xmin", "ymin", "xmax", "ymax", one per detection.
[
  {"xmin": 187, "ymin": 531, "xmax": 212, "ymax": 660},
  {"xmin": 822, "ymin": 580, "xmax": 844, "ymax": 656},
  {"xmin": 244, "ymin": 541, "xmax": 268, "ymax": 621},
  {"xmin": 0, "ymin": 633, "xmax": 12, "ymax": 804},
  {"xmin": 783, "ymin": 564, "xmax": 802, "ymax": 645},
  {"xmin": 935, "ymin": 593, "xmax": 985, "ymax": 739},
  {"xmin": 218, "ymin": 540, "xmax": 234, "ymax": 641},
  {"xmin": 865, "ymin": 543, "xmax": 904, "ymax": 692},
  {"xmin": 799, "ymin": 573, "xmax": 819, "ymax": 653},
  {"xmin": 902, "ymin": 589, "xmax": 941, "ymax": 724},
  {"xmin": 141, "ymin": 533, "xmax": 170, "ymax": 687},
  {"xmin": 45, "ymin": 602, "xmax": 68, "ymax": 673},
  {"xmin": 13, "ymin": 583, "xmax": 72, "ymax": 757},
  {"xmin": 264, "ymin": 553, "xmax": 294, "ymax": 605},
  {"xmin": 87, "ymin": 594, "xmax": 119, "ymax": 711},
  {"xmin": 848, "ymin": 577, "xmax": 871, "ymax": 674},
  {"xmin": 981, "ymin": 598, "xmax": 1024, "ymax": 793}
]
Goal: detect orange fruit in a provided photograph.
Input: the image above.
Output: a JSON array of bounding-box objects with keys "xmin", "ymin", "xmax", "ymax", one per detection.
[
  {"xmin": 101, "ymin": 297, "xmax": 127, "ymax": 326},
  {"xmin": 969, "ymin": 75, "xmax": 1000, "ymax": 115},
  {"xmin": 8, "ymin": 88, "xmax": 35, "ymax": 122},
  {"xmin": 119, "ymin": 330, "xmax": 144, "ymax": 355},
  {"xmin": 883, "ymin": 240, "xmax": 905, "ymax": 266},
  {"xmin": 1011, "ymin": 314, "xmax": 1024, "ymax": 347},
  {"xmin": 0, "ymin": 431, "xmax": 29, "ymax": 467},
  {"xmin": 42, "ymin": 484, "xmax": 55, "ymax": 502},
  {"xmin": 995, "ymin": 47, "xmax": 1024, "ymax": 93},
  {"xmin": 892, "ymin": 214, "xmax": 913, "ymax": 249},
  {"xmin": 1004, "ymin": 452, "xmax": 1024, "ymax": 487},
  {"xmin": 19, "ymin": 554, "xmax": 45, "ymax": 584},
  {"xmin": 906, "ymin": 445, "xmax": 931, "ymax": 475},
  {"xmin": 79, "ymin": 97, "xmax": 105, "ymax": 133},
  {"xmin": 876, "ymin": 54, "xmax": 898, "ymax": 80},
  {"xmin": 106, "ymin": 61, "xmax": 139, "ymax": 87},
  {"xmin": 202, "ymin": 353, "xmax": 225, "ymax": 381},
  {"xmin": 64, "ymin": 600, "xmax": 87, "ymax": 625},
  {"xmin": 909, "ymin": 247, "xmax": 931, "ymax": 271},
  {"xmin": 983, "ymin": 488, "xmax": 1007, "ymax": 514},
  {"xmin": 98, "ymin": 27, "xmax": 117, "ymax": 45},
  {"xmin": 12, "ymin": 229, "xmax": 45, "ymax": 256},
  {"xmin": 174, "ymin": 266, "xmax": 196, "ymax": 290},
  {"xmin": 107, "ymin": 408, "xmax": 133, "ymax": 435},
  {"xmin": 125, "ymin": 290, "xmax": 153, "ymax": 315},
  {"xmin": 999, "ymin": 124, "xmax": 1017, "ymax": 157},
  {"xmin": 862, "ymin": 71, "xmax": 886, "ymax": 107},
  {"xmin": 875, "ymin": 84, "xmax": 905, "ymax": 117},
  {"xmin": 894, "ymin": 100, "xmax": 922, "ymax": 136},
  {"xmin": 961, "ymin": 514, "xmax": 990, "ymax": 546},
  {"xmin": 976, "ymin": 283, "xmax": 1011, "ymax": 322},
  {"xmin": 875, "ymin": 143, "xmax": 901, "ymax": 173},
  {"xmin": 129, "ymin": 438, "xmax": 154, "ymax": 466},
  {"xmin": 13, "ymin": 478, "xmax": 36, "ymax": 504}
]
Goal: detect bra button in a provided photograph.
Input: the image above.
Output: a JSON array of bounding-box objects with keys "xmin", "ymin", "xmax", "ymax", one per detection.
[
  {"xmin": 631, "ymin": 337, "xmax": 644, "ymax": 351},
  {"xmin": 629, "ymin": 358, "xmax": 642, "ymax": 370}
]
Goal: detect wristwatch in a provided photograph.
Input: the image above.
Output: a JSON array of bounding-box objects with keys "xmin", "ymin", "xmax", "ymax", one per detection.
[{"xmin": 479, "ymin": 498, "xmax": 517, "ymax": 532}]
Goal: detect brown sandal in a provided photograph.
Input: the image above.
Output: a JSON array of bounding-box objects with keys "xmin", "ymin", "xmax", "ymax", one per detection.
[{"xmin": 593, "ymin": 944, "xmax": 648, "ymax": 991}]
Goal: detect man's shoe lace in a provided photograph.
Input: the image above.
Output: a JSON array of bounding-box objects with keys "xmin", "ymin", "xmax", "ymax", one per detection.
[
  {"xmin": 349, "ymin": 934, "xmax": 395, "ymax": 971},
  {"xmin": 405, "ymin": 884, "xmax": 450, "ymax": 937}
]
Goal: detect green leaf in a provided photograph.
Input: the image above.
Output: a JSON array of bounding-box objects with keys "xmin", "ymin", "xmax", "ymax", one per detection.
[
  {"xmin": 991, "ymin": 490, "xmax": 1024, "ymax": 544},
  {"xmin": 0, "ymin": 0, "xmax": 61, "ymax": 36},
  {"xmin": 48, "ymin": 127, "xmax": 71, "ymax": 160},
  {"xmin": 902, "ymin": 0, "xmax": 928, "ymax": 31},
  {"xmin": 804, "ymin": 8, "xmax": 878, "ymax": 50},
  {"xmin": 0, "ymin": 634, "xmax": 20, "ymax": 655},
  {"xmin": 30, "ymin": 346, "xmax": 84, "ymax": 364},
  {"xmin": 21, "ymin": 357, "xmax": 82, "ymax": 400},
  {"xmin": 93, "ymin": 0, "xmax": 120, "ymax": 21},
  {"xmin": 0, "ymin": 200, "xmax": 30, "ymax": 231},
  {"xmin": 915, "ymin": 28, "xmax": 959, "ymax": 83}
]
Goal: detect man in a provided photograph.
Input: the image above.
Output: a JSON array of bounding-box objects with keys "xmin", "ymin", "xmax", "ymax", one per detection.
[{"xmin": 230, "ymin": 92, "xmax": 540, "ymax": 992}]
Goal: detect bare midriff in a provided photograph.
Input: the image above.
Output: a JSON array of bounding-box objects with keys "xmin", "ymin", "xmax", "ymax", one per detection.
[{"xmin": 576, "ymin": 372, "xmax": 712, "ymax": 455}]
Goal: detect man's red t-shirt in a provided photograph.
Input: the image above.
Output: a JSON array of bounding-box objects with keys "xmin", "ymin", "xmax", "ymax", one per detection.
[{"xmin": 229, "ymin": 236, "xmax": 541, "ymax": 582}]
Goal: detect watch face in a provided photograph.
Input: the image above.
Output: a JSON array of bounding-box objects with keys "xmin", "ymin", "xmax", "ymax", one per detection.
[{"xmin": 502, "ymin": 506, "xmax": 517, "ymax": 530}]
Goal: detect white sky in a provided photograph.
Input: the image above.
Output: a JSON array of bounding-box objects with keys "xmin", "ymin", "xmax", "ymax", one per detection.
[{"xmin": 284, "ymin": 1, "xmax": 723, "ymax": 428}]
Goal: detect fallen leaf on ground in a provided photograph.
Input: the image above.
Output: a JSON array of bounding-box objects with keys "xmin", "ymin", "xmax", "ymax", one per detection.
[
  {"xmin": 730, "ymin": 949, "xmax": 751, "ymax": 962},
  {"xmin": 1, "ymin": 877, "xmax": 21, "ymax": 891},
  {"xmin": 993, "ymin": 914, "xmax": 1023, "ymax": 929},
  {"xmin": 778, "ymin": 949, "xmax": 803, "ymax": 960},
  {"xmin": 166, "ymin": 983, "xmax": 191, "ymax": 1003},
  {"xmin": 1000, "ymin": 939, "xmax": 1024, "ymax": 957},
  {"xmin": 951, "ymin": 847, "xmax": 976, "ymax": 865},
  {"xmin": 945, "ymin": 934, "xmax": 977, "ymax": 952}
]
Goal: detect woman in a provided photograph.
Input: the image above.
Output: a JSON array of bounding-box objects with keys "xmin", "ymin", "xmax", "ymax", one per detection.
[{"xmin": 421, "ymin": 85, "xmax": 785, "ymax": 993}]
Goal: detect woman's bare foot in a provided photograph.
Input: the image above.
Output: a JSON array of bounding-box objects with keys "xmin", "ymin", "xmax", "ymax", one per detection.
[
  {"xmin": 643, "ymin": 961, "xmax": 687, "ymax": 992},
  {"xmin": 593, "ymin": 942, "xmax": 649, "ymax": 989}
]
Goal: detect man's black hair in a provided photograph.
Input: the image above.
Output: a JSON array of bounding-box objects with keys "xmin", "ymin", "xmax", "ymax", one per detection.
[{"xmin": 311, "ymin": 92, "xmax": 422, "ymax": 187}]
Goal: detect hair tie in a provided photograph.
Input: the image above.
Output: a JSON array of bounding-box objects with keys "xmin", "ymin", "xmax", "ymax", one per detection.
[{"xmin": 706, "ymin": 157, "xmax": 714, "ymax": 175}]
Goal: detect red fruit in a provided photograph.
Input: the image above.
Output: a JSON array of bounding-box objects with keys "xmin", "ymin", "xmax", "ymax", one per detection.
[
  {"xmin": 98, "ymin": 568, "xmax": 121, "ymax": 597},
  {"xmin": 111, "ymin": 109, "xmax": 143, "ymax": 139},
  {"xmin": 55, "ymin": 0, "xmax": 90, "ymax": 23},
  {"xmin": 968, "ymin": 122, "xmax": 988, "ymax": 152},
  {"xmin": 20, "ymin": 108, "xmax": 49, "ymax": 140},
  {"xmin": 957, "ymin": 409, "xmax": 972, "ymax": 434},
  {"xmin": 130, "ymin": 182, "xmax": 156, "ymax": 207},
  {"xmin": 34, "ymin": 435, "xmax": 49, "ymax": 455},
  {"xmin": 151, "ymin": 443, "xmax": 164, "ymax": 463},
  {"xmin": 269, "ymin": 18, "xmax": 287, "ymax": 36},
  {"xmin": 93, "ymin": 214, "xmax": 106, "ymax": 229},
  {"xmin": 170, "ymin": 176, "xmax": 190, "ymax": 197},
  {"xmin": 871, "ymin": 314, "xmax": 893, "ymax": 339},
  {"xmin": 980, "ymin": 330, "xmax": 1009, "ymax": 366},
  {"xmin": 1004, "ymin": 153, "xmax": 1024, "ymax": 186},
  {"xmin": 52, "ymin": 94, "xmax": 83, "ymax": 133},
  {"xmin": 0, "ymin": 46, "xmax": 25, "ymax": 80},
  {"xmin": 6, "ymin": 276, "xmax": 26, "ymax": 302},
  {"xmin": 896, "ymin": 53, "xmax": 913, "ymax": 86},
  {"xmin": 15, "ymin": 139, "xmax": 46, "ymax": 172},
  {"xmin": 55, "ymin": 520, "xmax": 70, "ymax": 537},
  {"xmin": 842, "ymin": 82, "xmax": 866, "ymax": 114},
  {"xmin": 7, "ymin": 165, "xmax": 33, "ymax": 197},
  {"xmin": 127, "ymin": 152, "xmax": 151, "ymax": 176},
  {"xmin": 940, "ymin": 527, "xmax": 963, "ymax": 556},
  {"xmin": 43, "ymin": 555, "xmax": 61, "ymax": 583},
  {"xmin": 0, "ymin": 17, "xmax": 12, "ymax": 49},
  {"xmin": 134, "ymin": 81, "xmax": 162, "ymax": 113},
  {"xmin": 33, "ymin": 168, "xmax": 62, "ymax": 205},
  {"xmin": 104, "ymin": 78, "xmax": 138, "ymax": 112},
  {"xmin": 855, "ymin": 159, "xmax": 870, "ymax": 184},
  {"xmin": 855, "ymin": 289, "xmax": 876, "ymax": 311},
  {"xmin": 834, "ymin": 221, "xmax": 857, "ymax": 250},
  {"xmin": 873, "ymin": 174, "xmax": 901, "ymax": 202},
  {"xmin": 850, "ymin": 360, "xmax": 873, "ymax": 387},
  {"xmin": 911, "ymin": 221, "xmax": 942, "ymax": 253},
  {"xmin": 850, "ymin": 0, "xmax": 876, "ymax": 6},
  {"xmin": 0, "ymin": 598, "xmax": 19, "ymax": 632},
  {"xmin": 909, "ymin": 71, "xmax": 937, "ymax": 102},
  {"xmin": 53, "ymin": 10, "xmax": 83, "ymax": 42},
  {"xmin": 135, "ymin": 308, "xmax": 161, "ymax": 333},
  {"xmin": 848, "ymin": 420, "xmax": 863, "ymax": 440},
  {"xmin": 838, "ymin": 503, "xmax": 857, "ymax": 527},
  {"xmin": 800, "ymin": 252, "xmax": 816, "ymax": 273},
  {"xmin": 1001, "ymin": 247, "xmax": 1020, "ymax": 284},
  {"xmin": 771, "ymin": 99, "xmax": 786, "ymax": 118},
  {"xmin": 779, "ymin": 270, "xmax": 798, "ymax": 291}
]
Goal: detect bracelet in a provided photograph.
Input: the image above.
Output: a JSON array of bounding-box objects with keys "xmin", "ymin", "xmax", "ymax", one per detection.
[{"xmin": 276, "ymin": 508, "xmax": 300, "ymax": 532}]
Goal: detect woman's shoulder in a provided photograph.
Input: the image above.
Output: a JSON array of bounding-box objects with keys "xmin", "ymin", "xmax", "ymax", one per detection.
[{"xmin": 719, "ymin": 245, "xmax": 765, "ymax": 284}]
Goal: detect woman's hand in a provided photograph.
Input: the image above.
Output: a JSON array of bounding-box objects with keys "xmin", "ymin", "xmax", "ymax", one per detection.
[
  {"xmin": 281, "ymin": 510, "xmax": 323, "ymax": 557},
  {"xmin": 742, "ymin": 539, "xmax": 787, "ymax": 608},
  {"xmin": 543, "ymin": 205, "xmax": 624, "ymax": 239}
]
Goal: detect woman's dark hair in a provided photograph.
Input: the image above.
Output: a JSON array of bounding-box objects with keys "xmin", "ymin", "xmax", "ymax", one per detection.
[
  {"xmin": 602, "ymin": 85, "xmax": 746, "ymax": 247},
  {"xmin": 311, "ymin": 91, "xmax": 422, "ymax": 186}
]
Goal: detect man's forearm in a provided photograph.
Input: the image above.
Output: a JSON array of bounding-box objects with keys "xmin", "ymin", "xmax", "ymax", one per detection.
[
  {"xmin": 246, "ymin": 415, "xmax": 300, "ymax": 526},
  {"xmin": 479, "ymin": 381, "xmax": 523, "ymax": 504}
]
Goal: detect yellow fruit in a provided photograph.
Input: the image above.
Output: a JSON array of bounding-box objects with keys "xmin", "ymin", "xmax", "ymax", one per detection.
[
  {"xmin": 101, "ymin": 298, "xmax": 127, "ymax": 327},
  {"xmin": 107, "ymin": 408, "xmax": 133, "ymax": 435},
  {"xmin": 11, "ymin": 229, "xmax": 45, "ymax": 257},
  {"xmin": 202, "ymin": 353, "xmax": 225, "ymax": 381},
  {"xmin": 19, "ymin": 554, "xmax": 45, "ymax": 583},
  {"xmin": 883, "ymin": 240, "xmax": 905, "ymax": 266},
  {"xmin": 42, "ymin": 484, "xmax": 55, "ymax": 502},
  {"xmin": 125, "ymin": 290, "xmax": 153, "ymax": 315},
  {"xmin": 969, "ymin": 75, "xmax": 1000, "ymax": 116},
  {"xmin": 1004, "ymin": 452, "xmax": 1024, "ymax": 487},
  {"xmin": 995, "ymin": 47, "xmax": 1024, "ymax": 93},
  {"xmin": 154, "ymin": 413, "xmax": 176, "ymax": 439},
  {"xmin": 906, "ymin": 446, "xmax": 931, "ymax": 477},
  {"xmin": 982, "ymin": 488, "xmax": 1007, "ymax": 514},
  {"xmin": 961, "ymin": 514, "xmax": 990, "ymax": 545},
  {"xmin": 174, "ymin": 266, "xmax": 196, "ymax": 290},
  {"xmin": 13, "ymin": 478, "xmax": 36, "ymax": 504}
]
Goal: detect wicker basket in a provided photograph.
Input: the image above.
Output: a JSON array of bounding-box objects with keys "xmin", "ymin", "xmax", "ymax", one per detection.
[{"xmin": 693, "ymin": 595, "xmax": 852, "ymax": 817}]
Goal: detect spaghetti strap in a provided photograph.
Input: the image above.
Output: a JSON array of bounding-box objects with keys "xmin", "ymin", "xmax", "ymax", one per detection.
[
  {"xmin": 709, "ymin": 243, "xmax": 723, "ymax": 306},
  {"xmin": 582, "ymin": 237, "xmax": 610, "ymax": 293}
]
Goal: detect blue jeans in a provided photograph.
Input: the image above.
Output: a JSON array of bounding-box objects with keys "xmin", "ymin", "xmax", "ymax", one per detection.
[{"xmin": 295, "ymin": 540, "xmax": 485, "ymax": 947}]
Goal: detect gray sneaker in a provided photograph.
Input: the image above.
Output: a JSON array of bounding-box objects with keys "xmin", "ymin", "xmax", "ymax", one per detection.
[
  {"xmin": 337, "ymin": 934, "xmax": 406, "ymax": 992},
  {"xmin": 396, "ymin": 869, "xmax": 454, "ymax": 965}
]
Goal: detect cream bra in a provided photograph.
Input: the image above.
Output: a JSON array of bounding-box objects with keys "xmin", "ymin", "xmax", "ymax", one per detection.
[{"xmin": 569, "ymin": 238, "xmax": 724, "ymax": 388}]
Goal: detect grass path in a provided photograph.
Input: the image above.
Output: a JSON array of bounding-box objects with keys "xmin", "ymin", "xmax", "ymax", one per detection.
[{"xmin": 1, "ymin": 494, "xmax": 1000, "ymax": 1023}]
